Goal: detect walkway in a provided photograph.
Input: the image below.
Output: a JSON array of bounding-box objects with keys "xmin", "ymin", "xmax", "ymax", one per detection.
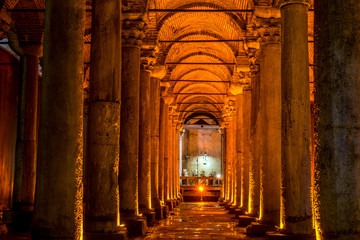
[{"xmin": 132, "ymin": 202, "xmax": 265, "ymax": 240}]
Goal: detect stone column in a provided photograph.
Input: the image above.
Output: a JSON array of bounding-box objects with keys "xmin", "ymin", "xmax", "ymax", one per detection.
[
  {"xmin": 257, "ymin": 24, "xmax": 281, "ymax": 227},
  {"xmin": 158, "ymin": 99, "xmax": 166, "ymax": 204},
  {"xmin": 249, "ymin": 65, "xmax": 261, "ymax": 218},
  {"xmin": 280, "ymin": 0, "xmax": 313, "ymax": 234},
  {"xmin": 84, "ymin": 0, "xmax": 123, "ymax": 237},
  {"xmin": 32, "ymin": 1, "xmax": 85, "ymax": 239},
  {"xmin": 138, "ymin": 53, "xmax": 154, "ymax": 215},
  {"xmin": 235, "ymin": 94, "xmax": 243, "ymax": 209},
  {"xmin": 163, "ymin": 103, "xmax": 170, "ymax": 204},
  {"xmin": 12, "ymin": 44, "xmax": 42, "ymax": 214},
  {"xmin": 150, "ymin": 67, "xmax": 166, "ymax": 218},
  {"xmin": 241, "ymin": 90, "xmax": 251, "ymax": 213},
  {"xmin": 119, "ymin": 16, "xmax": 147, "ymax": 235},
  {"xmin": 314, "ymin": 1, "xmax": 360, "ymax": 238}
]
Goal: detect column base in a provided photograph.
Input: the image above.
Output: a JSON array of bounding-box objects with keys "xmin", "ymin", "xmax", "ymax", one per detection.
[
  {"xmin": 84, "ymin": 231, "xmax": 128, "ymax": 240},
  {"xmin": 228, "ymin": 205, "xmax": 238, "ymax": 214},
  {"xmin": 122, "ymin": 217, "xmax": 147, "ymax": 236},
  {"xmin": 154, "ymin": 206, "xmax": 163, "ymax": 219},
  {"xmin": 225, "ymin": 203, "xmax": 233, "ymax": 210},
  {"xmin": 162, "ymin": 205, "xmax": 169, "ymax": 218},
  {"xmin": 165, "ymin": 200, "xmax": 174, "ymax": 211},
  {"xmin": 234, "ymin": 208, "xmax": 246, "ymax": 218},
  {"xmin": 246, "ymin": 222, "xmax": 276, "ymax": 237},
  {"xmin": 3, "ymin": 208, "xmax": 32, "ymax": 232},
  {"xmin": 144, "ymin": 211, "xmax": 156, "ymax": 227},
  {"xmin": 238, "ymin": 216, "xmax": 257, "ymax": 227},
  {"xmin": 266, "ymin": 231, "xmax": 316, "ymax": 240}
]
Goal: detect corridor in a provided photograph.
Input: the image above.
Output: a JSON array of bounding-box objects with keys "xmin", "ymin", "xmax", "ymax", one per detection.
[{"xmin": 132, "ymin": 203, "xmax": 264, "ymax": 240}]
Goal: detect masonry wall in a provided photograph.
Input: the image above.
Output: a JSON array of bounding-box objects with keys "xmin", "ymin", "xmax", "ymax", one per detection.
[{"xmin": 182, "ymin": 129, "xmax": 221, "ymax": 177}]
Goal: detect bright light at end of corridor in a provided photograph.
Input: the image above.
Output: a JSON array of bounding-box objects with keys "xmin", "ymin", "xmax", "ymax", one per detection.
[
  {"xmin": 216, "ymin": 174, "xmax": 221, "ymax": 178},
  {"xmin": 199, "ymin": 186, "xmax": 204, "ymax": 192}
]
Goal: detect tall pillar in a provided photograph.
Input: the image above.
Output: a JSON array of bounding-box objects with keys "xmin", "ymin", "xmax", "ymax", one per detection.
[
  {"xmin": 138, "ymin": 55, "xmax": 153, "ymax": 214},
  {"xmin": 241, "ymin": 90, "xmax": 251, "ymax": 212},
  {"xmin": 314, "ymin": 1, "xmax": 360, "ymax": 238},
  {"xmin": 249, "ymin": 65, "xmax": 261, "ymax": 218},
  {"xmin": 32, "ymin": 0, "xmax": 85, "ymax": 239},
  {"xmin": 258, "ymin": 28, "xmax": 281, "ymax": 227},
  {"xmin": 13, "ymin": 44, "xmax": 42, "ymax": 213},
  {"xmin": 280, "ymin": 0, "xmax": 313, "ymax": 234},
  {"xmin": 150, "ymin": 67, "xmax": 166, "ymax": 218},
  {"xmin": 158, "ymin": 99, "xmax": 166, "ymax": 204},
  {"xmin": 163, "ymin": 103, "xmax": 172, "ymax": 208},
  {"xmin": 119, "ymin": 16, "xmax": 147, "ymax": 234},
  {"xmin": 236, "ymin": 95, "xmax": 243, "ymax": 209},
  {"xmin": 84, "ymin": 0, "xmax": 123, "ymax": 237}
]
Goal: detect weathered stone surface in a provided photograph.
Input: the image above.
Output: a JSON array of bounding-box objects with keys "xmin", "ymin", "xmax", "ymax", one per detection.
[
  {"xmin": 119, "ymin": 44, "xmax": 141, "ymax": 218},
  {"xmin": 85, "ymin": 0, "xmax": 122, "ymax": 234},
  {"xmin": 280, "ymin": 1, "xmax": 312, "ymax": 234},
  {"xmin": 259, "ymin": 42, "xmax": 281, "ymax": 226},
  {"xmin": 314, "ymin": 0, "xmax": 360, "ymax": 239},
  {"xmin": 32, "ymin": 0, "xmax": 85, "ymax": 239}
]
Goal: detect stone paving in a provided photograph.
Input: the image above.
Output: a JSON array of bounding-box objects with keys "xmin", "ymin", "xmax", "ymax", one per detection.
[{"xmin": 131, "ymin": 202, "xmax": 265, "ymax": 240}]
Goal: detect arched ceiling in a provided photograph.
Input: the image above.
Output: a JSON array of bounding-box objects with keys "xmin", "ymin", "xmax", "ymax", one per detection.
[
  {"xmin": 1, "ymin": 0, "xmax": 315, "ymax": 126},
  {"xmin": 149, "ymin": 0, "xmax": 254, "ymax": 125}
]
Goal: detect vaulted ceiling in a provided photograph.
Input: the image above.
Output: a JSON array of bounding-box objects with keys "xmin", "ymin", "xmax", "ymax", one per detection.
[{"xmin": 2, "ymin": 0, "xmax": 314, "ymax": 126}]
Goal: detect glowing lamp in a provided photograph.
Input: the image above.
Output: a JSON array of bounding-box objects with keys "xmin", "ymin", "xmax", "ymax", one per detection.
[
  {"xmin": 199, "ymin": 186, "xmax": 204, "ymax": 192},
  {"xmin": 216, "ymin": 174, "xmax": 221, "ymax": 178}
]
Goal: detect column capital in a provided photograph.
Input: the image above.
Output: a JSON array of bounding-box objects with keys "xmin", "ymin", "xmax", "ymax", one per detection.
[
  {"xmin": 249, "ymin": 51, "xmax": 260, "ymax": 75},
  {"xmin": 229, "ymin": 74, "xmax": 244, "ymax": 96},
  {"xmin": 122, "ymin": 18, "xmax": 146, "ymax": 47},
  {"xmin": 253, "ymin": 17, "xmax": 281, "ymax": 44},
  {"xmin": 279, "ymin": 0, "xmax": 310, "ymax": 7},
  {"xmin": 140, "ymin": 48, "xmax": 156, "ymax": 71},
  {"xmin": 151, "ymin": 65, "xmax": 167, "ymax": 80}
]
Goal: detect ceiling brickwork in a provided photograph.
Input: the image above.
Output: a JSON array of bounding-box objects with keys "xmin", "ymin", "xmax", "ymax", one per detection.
[{"xmin": 1, "ymin": 0, "xmax": 315, "ymax": 124}]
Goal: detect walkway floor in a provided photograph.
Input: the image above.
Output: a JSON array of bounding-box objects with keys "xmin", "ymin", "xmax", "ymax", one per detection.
[{"xmin": 132, "ymin": 202, "xmax": 265, "ymax": 240}]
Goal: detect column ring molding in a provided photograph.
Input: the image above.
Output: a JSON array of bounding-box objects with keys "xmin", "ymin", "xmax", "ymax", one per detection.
[{"xmin": 280, "ymin": 0, "xmax": 310, "ymax": 7}]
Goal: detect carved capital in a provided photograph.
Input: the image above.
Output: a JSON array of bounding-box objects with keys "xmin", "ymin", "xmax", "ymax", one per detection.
[
  {"xmin": 253, "ymin": 17, "xmax": 281, "ymax": 44},
  {"xmin": 140, "ymin": 49, "xmax": 156, "ymax": 71},
  {"xmin": 122, "ymin": 18, "xmax": 146, "ymax": 47},
  {"xmin": 151, "ymin": 65, "xmax": 167, "ymax": 80},
  {"xmin": 248, "ymin": 51, "xmax": 260, "ymax": 75}
]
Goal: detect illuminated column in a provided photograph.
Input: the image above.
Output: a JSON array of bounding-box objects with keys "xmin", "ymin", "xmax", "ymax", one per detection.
[
  {"xmin": 32, "ymin": 0, "xmax": 85, "ymax": 239},
  {"xmin": 257, "ymin": 20, "xmax": 281, "ymax": 227},
  {"xmin": 12, "ymin": 43, "xmax": 42, "ymax": 214},
  {"xmin": 248, "ymin": 58, "xmax": 261, "ymax": 218},
  {"xmin": 174, "ymin": 122, "xmax": 181, "ymax": 201},
  {"xmin": 235, "ymin": 94, "xmax": 244, "ymax": 209},
  {"xmin": 314, "ymin": 1, "xmax": 360, "ymax": 238},
  {"xmin": 150, "ymin": 67, "xmax": 166, "ymax": 218},
  {"xmin": 138, "ymin": 52, "xmax": 154, "ymax": 215},
  {"xmin": 84, "ymin": 0, "xmax": 124, "ymax": 237},
  {"xmin": 158, "ymin": 98, "xmax": 166, "ymax": 204},
  {"xmin": 163, "ymin": 102, "xmax": 170, "ymax": 205},
  {"xmin": 280, "ymin": 0, "xmax": 313, "ymax": 234},
  {"xmin": 119, "ymin": 16, "xmax": 147, "ymax": 234},
  {"xmin": 220, "ymin": 126, "xmax": 227, "ymax": 201},
  {"xmin": 241, "ymin": 90, "xmax": 251, "ymax": 213}
]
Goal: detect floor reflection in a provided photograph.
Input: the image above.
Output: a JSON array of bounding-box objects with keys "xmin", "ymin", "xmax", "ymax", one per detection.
[{"xmin": 131, "ymin": 202, "xmax": 265, "ymax": 240}]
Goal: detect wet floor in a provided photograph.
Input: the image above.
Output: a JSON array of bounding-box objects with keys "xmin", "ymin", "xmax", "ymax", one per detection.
[{"xmin": 132, "ymin": 202, "xmax": 265, "ymax": 240}]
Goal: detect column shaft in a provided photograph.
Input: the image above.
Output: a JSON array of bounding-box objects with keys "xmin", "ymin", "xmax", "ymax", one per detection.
[
  {"xmin": 259, "ymin": 42, "xmax": 281, "ymax": 226},
  {"xmin": 314, "ymin": 0, "xmax": 360, "ymax": 238},
  {"xmin": 236, "ymin": 95, "xmax": 243, "ymax": 208},
  {"xmin": 84, "ymin": 0, "xmax": 121, "ymax": 233},
  {"xmin": 32, "ymin": 0, "xmax": 85, "ymax": 238},
  {"xmin": 139, "ymin": 69, "xmax": 151, "ymax": 211},
  {"xmin": 249, "ymin": 71, "xmax": 261, "ymax": 217},
  {"xmin": 158, "ymin": 100, "xmax": 166, "ymax": 203},
  {"xmin": 14, "ymin": 54, "xmax": 39, "ymax": 210},
  {"xmin": 119, "ymin": 45, "xmax": 140, "ymax": 218},
  {"xmin": 163, "ymin": 105, "xmax": 170, "ymax": 201},
  {"xmin": 241, "ymin": 91, "xmax": 251, "ymax": 212},
  {"xmin": 280, "ymin": 0, "xmax": 312, "ymax": 234},
  {"xmin": 150, "ymin": 77, "xmax": 161, "ymax": 208}
]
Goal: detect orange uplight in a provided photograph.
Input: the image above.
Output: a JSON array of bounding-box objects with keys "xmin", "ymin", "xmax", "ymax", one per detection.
[{"xmin": 199, "ymin": 186, "xmax": 204, "ymax": 192}]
